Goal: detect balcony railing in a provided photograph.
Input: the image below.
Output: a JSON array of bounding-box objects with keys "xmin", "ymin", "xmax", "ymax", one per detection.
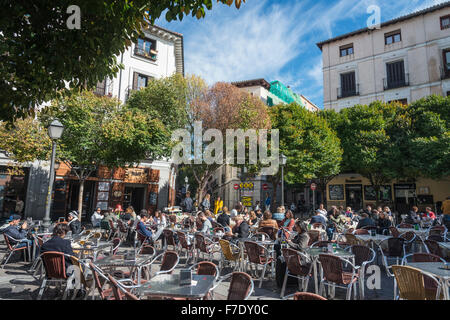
[
  {"xmin": 337, "ymin": 84, "xmax": 359, "ymax": 99},
  {"xmin": 383, "ymin": 73, "xmax": 409, "ymax": 90},
  {"xmin": 441, "ymin": 67, "xmax": 450, "ymax": 80},
  {"xmin": 134, "ymin": 47, "xmax": 157, "ymax": 61}
]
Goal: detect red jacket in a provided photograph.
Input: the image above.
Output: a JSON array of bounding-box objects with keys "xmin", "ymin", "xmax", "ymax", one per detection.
[{"xmin": 422, "ymin": 211, "xmax": 436, "ymax": 219}]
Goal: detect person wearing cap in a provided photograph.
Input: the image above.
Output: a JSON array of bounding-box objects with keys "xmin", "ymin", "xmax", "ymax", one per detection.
[
  {"xmin": 3, "ymin": 214, "xmax": 32, "ymax": 250},
  {"xmin": 67, "ymin": 211, "xmax": 82, "ymax": 235}
]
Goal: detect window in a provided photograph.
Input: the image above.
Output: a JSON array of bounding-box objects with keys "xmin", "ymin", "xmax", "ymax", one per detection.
[
  {"xmin": 132, "ymin": 72, "xmax": 152, "ymax": 90},
  {"xmin": 385, "ymin": 30, "xmax": 401, "ymax": 45},
  {"xmin": 340, "ymin": 44, "xmax": 354, "ymax": 57},
  {"xmin": 339, "ymin": 72, "xmax": 357, "ymax": 98},
  {"xmin": 385, "ymin": 60, "xmax": 408, "ymax": 90},
  {"xmin": 441, "ymin": 15, "xmax": 450, "ymax": 30},
  {"xmin": 388, "ymin": 99, "xmax": 408, "ymax": 105},
  {"xmin": 134, "ymin": 37, "xmax": 157, "ymax": 60},
  {"xmin": 94, "ymin": 79, "xmax": 106, "ymax": 96},
  {"xmin": 442, "ymin": 49, "xmax": 450, "ymax": 79}
]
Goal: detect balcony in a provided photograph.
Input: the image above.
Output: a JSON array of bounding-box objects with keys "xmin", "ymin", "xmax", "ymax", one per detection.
[
  {"xmin": 337, "ymin": 84, "xmax": 359, "ymax": 99},
  {"xmin": 383, "ymin": 74, "xmax": 409, "ymax": 90},
  {"xmin": 441, "ymin": 67, "xmax": 450, "ymax": 80},
  {"xmin": 134, "ymin": 47, "xmax": 157, "ymax": 61}
]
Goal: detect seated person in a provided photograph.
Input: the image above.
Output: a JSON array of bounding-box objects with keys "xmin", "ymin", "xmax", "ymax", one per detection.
[
  {"xmin": 258, "ymin": 210, "xmax": 279, "ymax": 230},
  {"xmin": 344, "ymin": 207, "xmax": 354, "ymax": 218},
  {"xmin": 120, "ymin": 207, "xmax": 133, "ymax": 222},
  {"xmin": 356, "ymin": 213, "xmax": 376, "ymax": 229},
  {"xmin": 217, "ymin": 208, "xmax": 232, "ymax": 232},
  {"xmin": 255, "ymin": 209, "xmax": 263, "ymax": 220},
  {"xmin": 227, "ymin": 215, "xmax": 250, "ymax": 241},
  {"xmin": 136, "ymin": 211, "xmax": 154, "ymax": 242},
  {"xmin": 405, "ymin": 206, "xmax": 421, "ymax": 224},
  {"xmin": 3, "ymin": 215, "xmax": 33, "ymax": 255},
  {"xmin": 40, "ymin": 223, "xmax": 74, "ymax": 267},
  {"xmin": 309, "ymin": 210, "xmax": 327, "ymax": 228},
  {"xmin": 154, "ymin": 210, "xmax": 167, "ymax": 228},
  {"xmin": 91, "ymin": 207, "xmax": 104, "ymax": 228},
  {"xmin": 281, "ymin": 210, "xmax": 295, "ymax": 231},
  {"xmin": 377, "ymin": 212, "xmax": 392, "ymax": 234},
  {"xmin": 205, "ymin": 210, "xmax": 215, "ymax": 223},
  {"xmin": 272, "ymin": 206, "xmax": 285, "ymax": 223},
  {"xmin": 286, "ymin": 221, "xmax": 310, "ymax": 254},
  {"xmin": 422, "ymin": 207, "xmax": 436, "ymax": 220},
  {"xmin": 249, "ymin": 210, "xmax": 258, "ymax": 226},
  {"xmin": 195, "ymin": 212, "xmax": 212, "ymax": 235},
  {"xmin": 67, "ymin": 211, "xmax": 82, "ymax": 235}
]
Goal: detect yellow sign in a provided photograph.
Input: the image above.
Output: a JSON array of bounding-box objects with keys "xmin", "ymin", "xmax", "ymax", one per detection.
[
  {"xmin": 241, "ymin": 196, "xmax": 253, "ymax": 207},
  {"xmin": 239, "ymin": 182, "xmax": 254, "ymax": 189}
]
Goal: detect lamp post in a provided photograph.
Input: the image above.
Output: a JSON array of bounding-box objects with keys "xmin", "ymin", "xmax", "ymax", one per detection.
[
  {"xmin": 280, "ymin": 153, "xmax": 287, "ymax": 207},
  {"xmin": 184, "ymin": 176, "xmax": 189, "ymax": 194},
  {"xmin": 43, "ymin": 120, "xmax": 64, "ymax": 228}
]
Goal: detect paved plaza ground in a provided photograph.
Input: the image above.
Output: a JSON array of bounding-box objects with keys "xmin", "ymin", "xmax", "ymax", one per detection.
[{"xmin": 0, "ymin": 240, "xmax": 396, "ymax": 301}]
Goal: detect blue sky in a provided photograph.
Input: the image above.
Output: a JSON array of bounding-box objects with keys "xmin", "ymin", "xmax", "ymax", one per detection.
[{"xmin": 157, "ymin": 0, "xmax": 447, "ymax": 109}]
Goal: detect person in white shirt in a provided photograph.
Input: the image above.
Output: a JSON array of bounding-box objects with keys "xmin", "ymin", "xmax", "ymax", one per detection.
[
  {"xmin": 91, "ymin": 207, "xmax": 104, "ymax": 228},
  {"xmin": 154, "ymin": 210, "xmax": 167, "ymax": 228},
  {"xmin": 317, "ymin": 204, "xmax": 328, "ymax": 222}
]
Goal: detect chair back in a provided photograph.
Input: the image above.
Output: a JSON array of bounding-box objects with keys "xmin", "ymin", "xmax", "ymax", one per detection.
[
  {"xmin": 195, "ymin": 261, "xmax": 218, "ymax": 276},
  {"xmin": 397, "ymin": 223, "xmax": 414, "ymax": 229},
  {"xmin": 3, "ymin": 234, "xmax": 14, "ymax": 251},
  {"xmin": 168, "ymin": 215, "xmax": 177, "ymax": 224},
  {"xmin": 349, "ymin": 245, "xmax": 371, "ymax": 267},
  {"xmin": 424, "ymin": 239, "xmax": 443, "ymax": 258},
  {"xmin": 139, "ymin": 244, "xmax": 155, "ymax": 255},
  {"xmin": 160, "ymin": 251, "xmax": 179, "ymax": 273},
  {"xmin": 429, "ymin": 226, "xmax": 445, "ymax": 236},
  {"xmin": 227, "ymin": 272, "xmax": 253, "ymax": 300},
  {"xmin": 400, "ymin": 231, "xmax": 416, "ymax": 242},
  {"xmin": 411, "ymin": 253, "xmax": 443, "ymax": 263},
  {"xmin": 108, "ymin": 220, "xmax": 115, "ymax": 230},
  {"xmin": 386, "ymin": 237, "xmax": 406, "ymax": 257},
  {"xmin": 389, "ymin": 227, "xmax": 400, "ymax": 238},
  {"xmin": 163, "ymin": 229, "xmax": 176, "ymax": 247},
  {"xmin": 427, "ymin": 235, "xmax": 444, "ymax": 242},
  {"xmin": 318, "ymin": 254, "xmax": 345, "ymax": 284},
  {"xmin": 391, "ymin": 265, "xmax": 431, "ymax": 300},
  {"xmin": 194, "ymin": 233, "xmax": 208, "ymax": 253},
  {"xmin": 219, "ymin": 239, "xmax": 238, "ymax": 261},
  {"xmin": 243, "ymin": 241, "xmax": 265, "ymax": 265},
  {"xmin": 251, "ymin": 232, "xmax": 270, "ymax": 242},
  {"xmin": 213, "ymin": 227, "xmax": 225, "ymax": 234},
  {"xmin": 107, "ymin": 274, "xmax": 125, "ymax": 300},
  {"xmin": 354, "ymin": 229, "xmax": 369, "ymax": 235},
  {"xmin": 282, "ymin": 248, "xmax": 309, "ymax": 276},
  {"xmin": 117, "ymin": 220, "xmax": 128, "ymax": 233},
  {"xmin": 176, "ymin": 231, "xmax": 190, "ymax": 249},
  {"xmin": 258, "ymin": 227, "xmax": 277, "ymax": 240},
  {"xmin": 344, "ymin": 233, "xmax": 361, "ymax": 246},
  {"xmin": 41, "ymin": 251, "xmax": 68, "ymax": 280},
  {"xmin": 293, "ymin": 292, "xmax": 327, "ymax": 300},
  {"xmin": 137, "ymin": 230, "xmax": 148, "ymax": 244},
  {"xmin": 310, "ymin": 241, "xmax": 332, "ymax": 248},
  {"xmin": 111, "ymin": 238, "xmax": 121, "ymax": 255},
  {"xmin": 307, "ymin": 230, "xmax": 320, "ymax": 246}
]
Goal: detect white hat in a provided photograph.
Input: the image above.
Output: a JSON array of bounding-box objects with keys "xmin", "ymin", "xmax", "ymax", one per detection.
[
  {"xmin": 230, "ymin": 209, "xmax": 238, "ymax": 218},
  {"xmin": 69, "ymin": 211, "xmax": 78, "ymax": 219}
]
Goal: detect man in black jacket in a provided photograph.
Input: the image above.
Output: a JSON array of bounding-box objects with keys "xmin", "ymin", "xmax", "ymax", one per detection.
[
  {"xmin": 67, "ymin": 211, "xmax": 82, "ymax": 235},
  {"xmin": 40, "ymin": 223, "xmax": 75, "ymax": 267},
  {"xmin": 230, "ymin": 215, "xmax": 250, "ymax": 240},
  {"xmin": 356, "ymin": 213, "xmax": 376, "ymax": 229}
]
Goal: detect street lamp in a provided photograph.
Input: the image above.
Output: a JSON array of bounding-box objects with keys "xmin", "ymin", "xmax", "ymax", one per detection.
[
  {"xmin": 280, "ymin": 153, "xmax": 287, "ymax": 207},
  {"xmin": 184, "ymin": 176, "xmax": 189, "ymax": 194},
  {"xmin": 43, "ymin": 120, "xmax": 64, "ymax": 228}
]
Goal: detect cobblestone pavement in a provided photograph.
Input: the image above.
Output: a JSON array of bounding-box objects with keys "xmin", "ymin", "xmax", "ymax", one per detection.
[{"xmin": 0, "ymin": 241, "xmax": 396, "ymax": 300}]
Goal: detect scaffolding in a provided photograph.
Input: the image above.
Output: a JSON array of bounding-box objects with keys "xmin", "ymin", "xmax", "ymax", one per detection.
[{"xmin": 269, "ymin": 80, "xmax": 305, "ymax": 107}]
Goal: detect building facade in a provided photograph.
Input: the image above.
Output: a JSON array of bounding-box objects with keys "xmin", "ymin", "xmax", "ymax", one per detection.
[
  {"xmin": 317, "ymin": 2, "xmax": 450, "ymax": 110},
  {"xmin": 1, "ymin": 25, "xmax": 183, "ymax": 221}
]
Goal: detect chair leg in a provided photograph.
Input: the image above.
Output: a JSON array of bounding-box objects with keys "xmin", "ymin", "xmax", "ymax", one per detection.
[
  {"xmin": 280, "ymin": 269, "xmax": 289, "ymax": 298},
  {"xmin": 353, "ymin": 281, "xmax": 358, "ymax": 300},
  {"xmin": 37, "ymin": 279, "xmax": 47, "ymax": 300},
  {"xmin": 359, "ymin": 274, "xmax": 365, "ymax": 300},
  {"xmin": 2, "ymin": 251, "xmax": 14, "ymax": 269},
  {"xmin": 346, "ymin": 283, "xmax": 352, "ymax": 300},
  {"xmin": 259, "ymin": 264, "xmax": 267, "ymax": 288}
]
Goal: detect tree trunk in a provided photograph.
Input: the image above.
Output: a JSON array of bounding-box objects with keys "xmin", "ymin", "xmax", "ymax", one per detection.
[{"xmin": 78, "ymin": 179, "xmax": 85, "ymax": 221}]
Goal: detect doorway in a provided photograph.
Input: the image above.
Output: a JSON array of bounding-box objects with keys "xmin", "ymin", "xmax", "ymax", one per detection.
[
  {"xmin": 67, "ymin": 180, "xmax": 96, "ymax": 220},
  {"xmin": 345, "ymin": 184, "xmax": 363, "ymax": 211},
  {"xmin": 123, "ymin": 185, "xmax": 146, "ymax": 212},
  {"xmin": 394, "ymin": 184, "xmax": 416, "ymax": 215}
]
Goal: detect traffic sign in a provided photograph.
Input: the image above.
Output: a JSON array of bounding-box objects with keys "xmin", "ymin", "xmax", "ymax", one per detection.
[
  {"xmin": 262, "ymin": 183, "xmax": 268, "ymax": 190},
  {"xmin": 310, "ymin": 183, "xmax": 317, "ymax": 190},
  {"xmin": 234, "ymin": 184, "xmax": 240, "ymax": 190}
]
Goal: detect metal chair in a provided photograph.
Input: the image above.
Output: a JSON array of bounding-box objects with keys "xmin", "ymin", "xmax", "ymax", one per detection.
[
  {"xmin": 212, "ymin": 272, "xmax": 254, "ymax": 300},
  {"xmin": 391, "ymin": 265, "xmax": 442, "ymax": 300},
  {"xmin": 280, "ymin": 248, "xmax": 313, "ymax": 298},
  {"xmin": 37, "ymin": 252, "xmax": 76, "ymax": 300},
  {"xmin": 318, "ymin": 253, "xmax": 360, "ymax": 300},
  {"xmin": 194, "ymin": 233, "xmax": 219, "ymax": 263},
  {"xmin": 258, "ymin": 227, "xmax": 278, "ymax": 241},
  {"xmin": 142, "ymin": 250, "xmax": 179, "ymax": 279},
  {"xmin": 107, "ymin": 274, "xmax": 140, "ymax": 300},
  {"xmin": 243, "ymin": 241, "xmax": 274, "ymax": 288},
  {"xmin": 282, "ymin": 292, "xmax": 327, "ymax": 300},
  {"xmin": 189, "ymin": 261, "xmax": 220, "ymax": 300},
  {"xmin": 354, "ymin": 229, "xmax": 369, "ymax": 235},
  {"xmin": 162, "ymin": 229, "xmax": 177, "ymax": 251},
  {"xmin": 176, "ymin": 231, "xmax": 194, "ymax": 266},
  {"xmin": 218, "ymin": 239, "xmax": 241, "ymax": 271},
  {"xmin": 346, "ymin": 245, "xmax": 376, "ymax": 299},
  {"xmin": 88, "ymin": 261, "xmax": 113, "ymax": 300},
  {"xmin": 307, "ymin": 230, "xmax": 321, "ymax": 246},
  {"xmin": 424, "ymin": 239, "xmax": 447, "ymax": 261},
  {"xmin": 376, "ymin": 237, "xmax": 406, "ymax": 299},
  {"xmin": 2, "ymin": 234, "xmax": 31, "ymax": 269},
  {"xmin": 310, "ymin": 241, "xmax": 334, "ymax": 248},
  {"xmin": 389, "ymin": 226, "xmax": 401, "ymax": 238},
  {"xmin": 399, "ymin": 231, "xmax": 416, "ymax": 253},
  {"xmin": 397, "ymin": 223, "xmax": 414, "ymax": 229}
]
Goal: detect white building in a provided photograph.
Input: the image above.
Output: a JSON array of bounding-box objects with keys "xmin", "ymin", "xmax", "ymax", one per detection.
[
  {"xmin": 317, "ymin": 2, "xmax": 450, "ymax": 110},
  {"xmin": 1, "ymin": 25, "xmax": 184, "ymax": 220}
]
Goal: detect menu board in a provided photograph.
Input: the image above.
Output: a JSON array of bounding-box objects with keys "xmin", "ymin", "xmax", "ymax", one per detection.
[
  {"xmin": 364, "ymin": 185, "xmax": 392, "ymax": 201},
  {"xmin": 149, "ymin": 192, "xmax": 158, "ymax": 206},
  {"xmin": 329, "ymin": 185, "xmax": 344, "ymax": 200},
  {"xmin": 98, "ymin": 182, "xmax": 110, "ymax": 192},
  {"xmin": 97, "ymin": 192, "xmax": 109, "ymax": 201}
]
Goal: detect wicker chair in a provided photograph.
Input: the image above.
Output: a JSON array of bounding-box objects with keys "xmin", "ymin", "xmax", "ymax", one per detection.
[
  {"xmin": 194, "ymin": 233, "xmax": 219, "ymax": 263},
  {"xmin": 354, "ymin": 229, "xmax": 369, "ymax": 235},
  {"xmin": 251, "ymin": 232, "xmax": 271, "ymax": 242},
  {"xmin": 189, "ymin": 261, "xmax": 219, "ymax": 300},
  {"xmin": 318, "ymin": 253, "xmax": 359, "ymax": 300},
  {"xmin": 427, "ymin": 234, "xmax": 445, "ymax": 242},
  {"xmin": 429, "ymin": 226, "xmax": 447, "ymax": 237},
  {"xmin": 391, "ymin": 265, "xmax": 442, "ymax": 300},
  {"xmin": 162, "ymin": 229, "xmax": 177, "ymax": 251},
  {"xmin": 243, "ymin": 241, "xmax": 274, "ymax": 288},
  {"xmin": 258, "ymin": 227, "xmax": 277, "ymax": 241},
  {"xmin": 218, "ymin": 272, "xmax": 254, "ymax": 300},
  {"xmin": 37, "ymin": 252, "xmax": 75, "ymax": 300},
  {"xmin": 107, "ymin": 274, "xmax": 139, "ymax": 300},
  {"xmin": 397, "ymin": 223, "xmax": 414, "ymax": 229},
  {"xmin": 218, "ymin": 239, "xmax": 241, "ymax": 271},
  {"xmin": 2, "ymin": 234, "xmax": 30, "ymax": 269},
  {"xmin": 344, "ymin": 233, "xmax": 363, "ymax": 246},
  {"xmin": 424, "ymin": 239, "xmax": 447, "ymax": 261},
  {"xmin": 88, "ymin": 262, "xmax": 113, "ymax": 300},
  {"xmin": 280, "ymin": 248, "xmax": 313, "ymax": 298},
  {"xmin": 283, "ymin": 292, "xmax": 327, "ymax": 300},
  {"xmin": 376, "ymin": 237, "xmax": 406, "ymax": 299},
  {"xmin": 168, "ymin": 215, "xmax": 177, "ymax": 225},
  {"xmin": 389, "ymin": 226, "xmax": 401, "ymax": 238},
  {"xmin": 307, "ymin": 230, "xmax": 321, "ymax": 246},
  {"xmin": 399, "ymin": 231, "xmax": 416, "ymax": 253},
  {"xmin": 176, "ymin": 231, "xmax": 194, "ymax": 266},
  {"xmin": 346, "ymin": 245, "xmax": 376, "ymax": 300},
  {"xmin": 310, "ymin": 241, "xmax": 333, "ymax": 248}
]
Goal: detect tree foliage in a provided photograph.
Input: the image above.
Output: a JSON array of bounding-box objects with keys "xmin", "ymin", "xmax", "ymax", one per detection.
[{"xmin": 1, "ymin": 0, "xmax": 245, "ymax": 122}]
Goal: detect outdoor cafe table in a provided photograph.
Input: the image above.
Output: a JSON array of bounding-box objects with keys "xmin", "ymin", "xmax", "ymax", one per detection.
[
  {"xmin": 94, "ymin": 253, "xmax": 154, "ymax": 286},
  {"xmin": 355, "ymin": 234, "xmax": 390, "ymax": 246},
  {"xmin": 304, "ymin": 247, "xmax": 355, "ymax": 295},
  {"xmin": 407, "ymin": 262, "xmax": 450, "ymax": 300},
  {"xmin": 439, "ymin": 242, "xmax": 450, "ymax": 260},
  {"xmin": 71, "ymin": 241, "xmax": 113, "ymax": 260},
  {"xmin": 136, "ymin": 274, "xmax": 216, "ymax": 299},
  {"xmin": 398, "ymin": 227, "xmax": 429, "ymax": 240}
]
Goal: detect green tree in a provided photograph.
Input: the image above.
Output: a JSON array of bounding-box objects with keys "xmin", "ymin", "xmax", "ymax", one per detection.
[
  {"xmin": 269, "ymin": 103, "xmax": 342, "ymax": 208},
  {"xmin": 1, "ymin": 0, "xmax": 245, "ymax": 122}
]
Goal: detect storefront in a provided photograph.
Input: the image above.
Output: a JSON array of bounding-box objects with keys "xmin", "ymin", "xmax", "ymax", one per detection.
[{"xmin": 0, "ymin": 166, "xmax": 30, "ymax": 217}]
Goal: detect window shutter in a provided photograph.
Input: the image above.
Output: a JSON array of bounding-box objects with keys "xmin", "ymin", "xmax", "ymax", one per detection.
[{"xmin": 132, "ymin": 72, "xmax": 138, "ymax": 90}]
